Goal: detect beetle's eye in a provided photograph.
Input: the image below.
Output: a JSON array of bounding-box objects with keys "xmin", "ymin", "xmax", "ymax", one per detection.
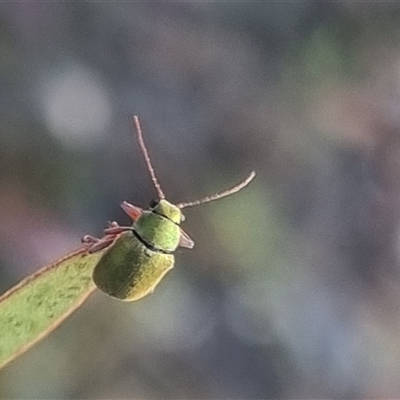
[
  {"xmin": 181, "ymin": 214, "xmax": 186, "ymax": 222},
  {"xmin": 149, "ymin": 199, "xmax": 159, "ymax": 208}
]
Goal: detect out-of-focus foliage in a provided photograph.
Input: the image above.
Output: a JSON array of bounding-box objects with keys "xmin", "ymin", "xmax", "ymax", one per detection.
[{"xmin": 1, "ymin": 3, "xmax": 400, "ymax": 399}]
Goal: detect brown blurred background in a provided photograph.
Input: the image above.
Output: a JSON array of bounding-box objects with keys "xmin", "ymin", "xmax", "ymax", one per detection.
[{"xmin": 1, "ymin": 2, "xmax": 400, "ymax": 399}]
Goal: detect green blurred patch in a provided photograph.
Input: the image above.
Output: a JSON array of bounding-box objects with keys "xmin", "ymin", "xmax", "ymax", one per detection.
[{"xmin": 209, "ymin": 179, "xmax": 286, "ymax": 279}]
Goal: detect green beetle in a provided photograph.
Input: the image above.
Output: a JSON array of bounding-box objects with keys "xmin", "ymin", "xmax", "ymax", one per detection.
[{"xmin": 84, "ymin": 116, "xmax": 255, "ymax": 301}]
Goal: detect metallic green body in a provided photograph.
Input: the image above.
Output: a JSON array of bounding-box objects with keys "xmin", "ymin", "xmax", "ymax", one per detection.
[
  {"xmin": 93, "ymin": 200, "xmax": 182, "ymax": 301},
  {"xmin": 93, "ymin": 231, "xmax": 175, "ymax": 301},
  {"xmin": 136, "ymin": 199, "xmax": 182, "ymax": 252},
  {"xmin": 154, "ymin": 200, "xmax": 182, "ymax": 224}
]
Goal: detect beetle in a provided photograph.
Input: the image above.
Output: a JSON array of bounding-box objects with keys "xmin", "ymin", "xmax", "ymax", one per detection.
[{"xmin": 83, "ymin": 116, "xmax": 255, "ymax": 301}]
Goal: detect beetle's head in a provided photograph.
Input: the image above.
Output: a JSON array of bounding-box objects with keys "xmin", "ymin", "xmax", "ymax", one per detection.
[{"xmin": 150, "ymin": 199, "xmax": 184, "ymax": 224}]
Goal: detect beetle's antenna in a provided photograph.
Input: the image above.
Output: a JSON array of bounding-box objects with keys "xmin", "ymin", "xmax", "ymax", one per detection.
[
  {"xmin": 177, "ymin": 171, "xmax": 256, "ymax": 209},
  {"xmin": 133, "ymin": 116, "xmax": 165, "ymax": 200}
]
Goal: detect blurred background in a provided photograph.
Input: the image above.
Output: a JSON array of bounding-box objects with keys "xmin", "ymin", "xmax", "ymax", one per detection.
[{"xmin": 1, "ymin": 2, "xmax": 400, "ymax": 399}]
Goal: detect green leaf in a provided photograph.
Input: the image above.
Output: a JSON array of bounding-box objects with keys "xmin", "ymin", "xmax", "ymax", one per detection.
[{"xmin": 0, "ymin": 247, "xmax": 105, "ymax": 369}]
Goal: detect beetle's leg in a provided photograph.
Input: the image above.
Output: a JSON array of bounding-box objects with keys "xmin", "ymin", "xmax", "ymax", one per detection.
[
  {"xmin": 86, "ymin": 235, "xmax": 118, "ymax": 253},
  {"xmin": 83, "ymin": 217, "xmax": 135, "ymax": 254},
  {"xmin": 81, "ymin": 234, "xmax": 99, "ymax": 244},
  {"xmin": 103, "ymin": 225, "xmax": 134, "ymax": 235},
  {"xmin": 120, "ymin": 201, "xmax": 143, "ymax": 221},
  {"xmin": 103, "ymin": 220, "xmax": 126, "ymax": 234},
  {"xmin": 82, "ymin": 225, "xmax": 122, "ymax": 253}
]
